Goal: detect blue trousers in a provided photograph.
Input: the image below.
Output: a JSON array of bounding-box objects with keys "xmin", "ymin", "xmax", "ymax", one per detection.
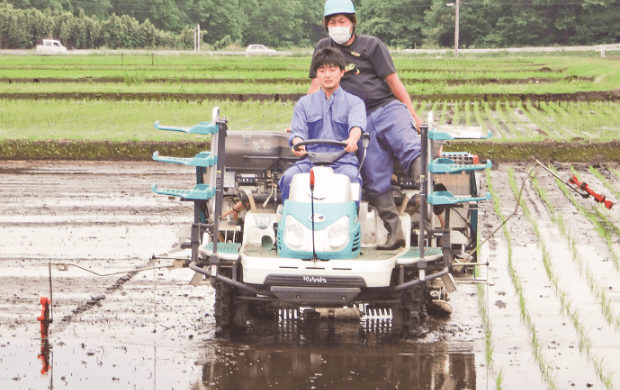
[
  {"xmin": 279, "ymin": 160, "xmax": 361, "ymax": 203},
  {"xmin": 358, "ymin": 100, "xmax": 421, "ymax": 195}
]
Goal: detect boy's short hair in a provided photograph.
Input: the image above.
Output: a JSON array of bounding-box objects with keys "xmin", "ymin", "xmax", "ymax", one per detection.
[{"xmin": 311, "ymin": 47, "xmax": 346, "ymax": 72}]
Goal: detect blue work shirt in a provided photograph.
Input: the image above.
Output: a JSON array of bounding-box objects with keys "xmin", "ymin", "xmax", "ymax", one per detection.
[{"xmin": 289, "ymin": 86, "xmax": 366, "ymax": 167}]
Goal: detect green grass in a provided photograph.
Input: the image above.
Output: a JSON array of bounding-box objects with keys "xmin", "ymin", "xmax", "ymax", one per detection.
[
  {"xmin": 0, "ymin": 100, "xmax": 295, "ymax": 141},
  {"xmin": 0, "ymin": 81, "xmax": 309, "ymax": 94},
  {"xmin": 2, "ymin": 98, "xmax": 619, "ymax": 143}
]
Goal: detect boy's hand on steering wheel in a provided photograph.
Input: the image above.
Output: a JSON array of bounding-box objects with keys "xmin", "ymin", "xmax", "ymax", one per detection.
[
  {"xmin": 292, "ymin": 137, "xmax": 307, "ymax": 156},
  {"xmin": 292, "ymin": 145, "xmax": 307, "ymax": 157},
  {"xmin": 343, "ymin": 137, "xmax": 358, "ymax": 153}
]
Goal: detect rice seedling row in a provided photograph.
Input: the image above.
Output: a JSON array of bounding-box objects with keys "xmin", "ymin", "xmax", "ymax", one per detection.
[
  {"xmin": 2, "ymin": 98, "xmax": 618, "ymax": 144},
  {"xmin": 481, "ymin": 163, "xmax": 620, "ymax": 388},
  {"xmin": 555, "ymin": 166, "xmax": 620, "ymax": 272},
  {"xmin": 589, "ymin": 167, "xmax": 620, "ymax": 204},
  {"xmin": 509, "ymin": 166, "xmax": 620, "ymax": 388},
  {"xmin": 505, "ymin": 101, "xmax": 538, "ymax": 140},
  {"xmin": 482, "ymin": 102, "xmax": 507, "ymax": 139},
  {"xmin": 494, "ymin": 101, "xmax": 524, "ymax": 139},
  {"xmin": 452, "ymin": 101, "xmax": 461, "ymax": 126},
  {"xmin": 514, "ymin": 101, "xmax": 541, "ymax": 138},
  {"xmin": 484, "ymin": 169, "xmax": 558, "ymax": 389},
  {"xmin": 511, "ymin": 169, "xmax": 610, "ymax": 388},
  {"xmin": 472, "ymin": 102, "xmax": 492, "ymax": 138},
  {"xmin": 2, "ymin": 81, "xmax": 610, "ymax": 96},
  {"xmin": 531, "ymin": 170, "xmax": 620, "ymax": 334}
]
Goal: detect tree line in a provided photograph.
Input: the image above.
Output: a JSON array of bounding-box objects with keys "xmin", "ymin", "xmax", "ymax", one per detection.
[{"xmin": 1, "ymin": 0, "xmax": 619, "ymax": 50}]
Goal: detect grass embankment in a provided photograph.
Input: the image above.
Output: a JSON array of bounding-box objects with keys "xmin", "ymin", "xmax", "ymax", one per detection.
[
  {"xmin": 0, "ymin": 100, "xmax": 294, "ymax": 159},
  {"xmin": 2, "ymin": 99, "xmax": 620, "ymax": 160}
]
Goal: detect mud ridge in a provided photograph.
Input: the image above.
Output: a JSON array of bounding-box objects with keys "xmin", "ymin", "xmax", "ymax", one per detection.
[
  {"xmin": 1, "ymin": 90, "xmax": 619, "ymax": 103},
  {"xmin": 58, "ymin": 266, "xmax": 145, "ymax": 327},
  {"xmin": 2, "ymin": 139, "xmax": 620, "ymax": 162},
  {"xmin": 0, "ymin": 139, "xmax": 211, "ymax": 160},
  {"xmin": 450, "ymin": 139, "xmax": 620, "ymax": 163},
  {"xmin": 0, "ymin": 76, "xmax": 591, "ymax": 85}
]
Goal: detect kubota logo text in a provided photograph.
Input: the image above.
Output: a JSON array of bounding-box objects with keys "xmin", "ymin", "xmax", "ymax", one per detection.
[{"xmin": 303, "ymin": 276, "xmax": 327, "ymax": 283}]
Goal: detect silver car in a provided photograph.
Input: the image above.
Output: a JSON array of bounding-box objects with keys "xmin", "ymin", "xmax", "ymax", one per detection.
[{"xmin": 245, "ymin": 44, "xmax": 277, "ymax": 55}]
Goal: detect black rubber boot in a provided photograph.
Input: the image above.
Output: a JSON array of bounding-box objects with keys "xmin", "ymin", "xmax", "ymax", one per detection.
[
  {"xmin": 372, "ymin": 191, "xmax": 406, "ymax": 250},
  {"xmin": 409, "ymin": 157, "xmax": 421, "ymax": 187}
]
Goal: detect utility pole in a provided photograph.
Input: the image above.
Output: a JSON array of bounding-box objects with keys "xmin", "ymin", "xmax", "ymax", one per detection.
[
  {"xmin": 194, "ymin": 25, "xmax": 201, "ymax": 52},
  {"xmin": 454, "ymin": 0, "xmax": 460, "ymax": 58}
]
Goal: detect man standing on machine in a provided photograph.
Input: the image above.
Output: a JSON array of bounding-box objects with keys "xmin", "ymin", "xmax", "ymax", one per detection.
[{"xmin": 308, "ymin": 0, "xmax": 423, "ymax": 250}]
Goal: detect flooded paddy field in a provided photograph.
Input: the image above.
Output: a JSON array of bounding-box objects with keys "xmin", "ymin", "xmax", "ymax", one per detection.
[{"xmin": 1, "ymin": 160, "xmax": 620, "ymax": 389}]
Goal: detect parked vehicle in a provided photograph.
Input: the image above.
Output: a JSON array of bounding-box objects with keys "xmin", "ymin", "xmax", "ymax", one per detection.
[
  {"xmin": 36, "ymin": 40, "xmax": 67, "ymax": 54},
  {"xmin": 245, "ymin": 44, "xmax": 277, "ymax": 55},
  {"xmin": 151, "ymin": 107, "xmax": 492, "ymax": 337}
]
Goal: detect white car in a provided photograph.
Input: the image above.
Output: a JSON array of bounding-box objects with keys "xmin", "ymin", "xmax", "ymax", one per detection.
[
  {"xmin": 36, "ymin": 40, "xmax": 67, "ymax": 54},
  {"xmin": 245, "ymin": 44, "xmax": 277, "ymax": 55}
]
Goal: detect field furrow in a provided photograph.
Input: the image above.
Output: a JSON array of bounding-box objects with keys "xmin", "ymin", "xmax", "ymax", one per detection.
[{"xmin": 482, "ymin": 163, "xmax": 620, "ymax": 389}]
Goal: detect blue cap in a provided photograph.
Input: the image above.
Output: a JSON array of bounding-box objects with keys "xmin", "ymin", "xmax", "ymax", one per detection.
[{"xmin": 324, "ymin": 0, "xmax": 356, "ymax": 17}]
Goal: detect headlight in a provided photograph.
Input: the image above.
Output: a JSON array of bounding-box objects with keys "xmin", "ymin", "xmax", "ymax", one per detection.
[
  {"xmin": 327, "ymin": 217, "xmax": 349, "ymax": 250},
  {"xmin": 284, "ymin": 216, "xmax": 306, "ymax": 250}
]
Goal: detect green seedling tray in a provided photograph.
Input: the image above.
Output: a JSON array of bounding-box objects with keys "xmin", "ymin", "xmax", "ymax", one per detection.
[
  {"xmin": 154, "ymin": 120, "xmax": 219, "ymax": 135},
  {"xmin": 152, "ymin": 151, "xmax": 217, "ymax": 167},
  {"xmin": 151, "ymin": 183, "xmax": 216, "ymax": 200},
  {"xmin": 428, "ymin": 158, "xmax": 492, "ymax": 174},
  {"xmin": 428, "ymin": 190, "xmax": 491, "ymax": 205}
]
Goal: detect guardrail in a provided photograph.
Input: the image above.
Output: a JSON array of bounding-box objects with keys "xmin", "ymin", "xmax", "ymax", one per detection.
[
  {"xmin": 0, "ymin": 49, "xmax": 310, "ymax": 56},
  {"xmin": 1, "ymin": 43, "xmax": 618, "ymax": 57},
  {"xmin": 399, "ymin": 43, "xmax": 620, "ymax": 58}
]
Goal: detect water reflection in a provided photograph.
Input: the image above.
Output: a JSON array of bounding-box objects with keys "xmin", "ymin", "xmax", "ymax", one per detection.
[{"xmin": 200, "ymin": 319, "xmax": 476, "ymax": 390}]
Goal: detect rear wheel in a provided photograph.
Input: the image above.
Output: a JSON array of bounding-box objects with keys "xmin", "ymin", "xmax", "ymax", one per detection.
[
  {"xmin": 392, "ymin": 284, "xmax": 429, "ymax": 337},
  {"xmin": 214, "ymin": 268, "xmax": 249, "ymax": 337}
]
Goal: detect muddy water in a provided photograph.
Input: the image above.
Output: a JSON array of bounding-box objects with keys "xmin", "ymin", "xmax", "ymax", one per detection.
[
  {"xmin": 0, "ymin": 161, "xmax": 485, "ymax": 390},
  {"xmin": 200, "ymin": 321, "xmax": 477, "ymax": 390},
  {"xmin": 4, "ymin": 160, "xmax": 619, "ymax": 389}
]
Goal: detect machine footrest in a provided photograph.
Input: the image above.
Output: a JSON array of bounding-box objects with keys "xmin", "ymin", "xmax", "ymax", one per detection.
[
  {"xmin": 200, "ymin": 242, "xmax": 241, "ymax": 261},
  {"xmin": 151, "ymin": 183, "xmax": 216, "ymax": 200},
  {"xmin": 397, "ymin": 246, "xmax": 443, "ymax": 265}
]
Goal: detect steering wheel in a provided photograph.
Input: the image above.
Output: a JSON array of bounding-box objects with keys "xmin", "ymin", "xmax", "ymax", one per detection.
[{"xmin": 293, "ymin": 139, "xmax": 350, "ymax": 166}]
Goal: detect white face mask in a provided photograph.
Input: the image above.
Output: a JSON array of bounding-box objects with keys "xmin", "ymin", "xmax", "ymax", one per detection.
[{"xmin": 328, "ymin": 26, "xmax": 352, "ymax": 45}]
